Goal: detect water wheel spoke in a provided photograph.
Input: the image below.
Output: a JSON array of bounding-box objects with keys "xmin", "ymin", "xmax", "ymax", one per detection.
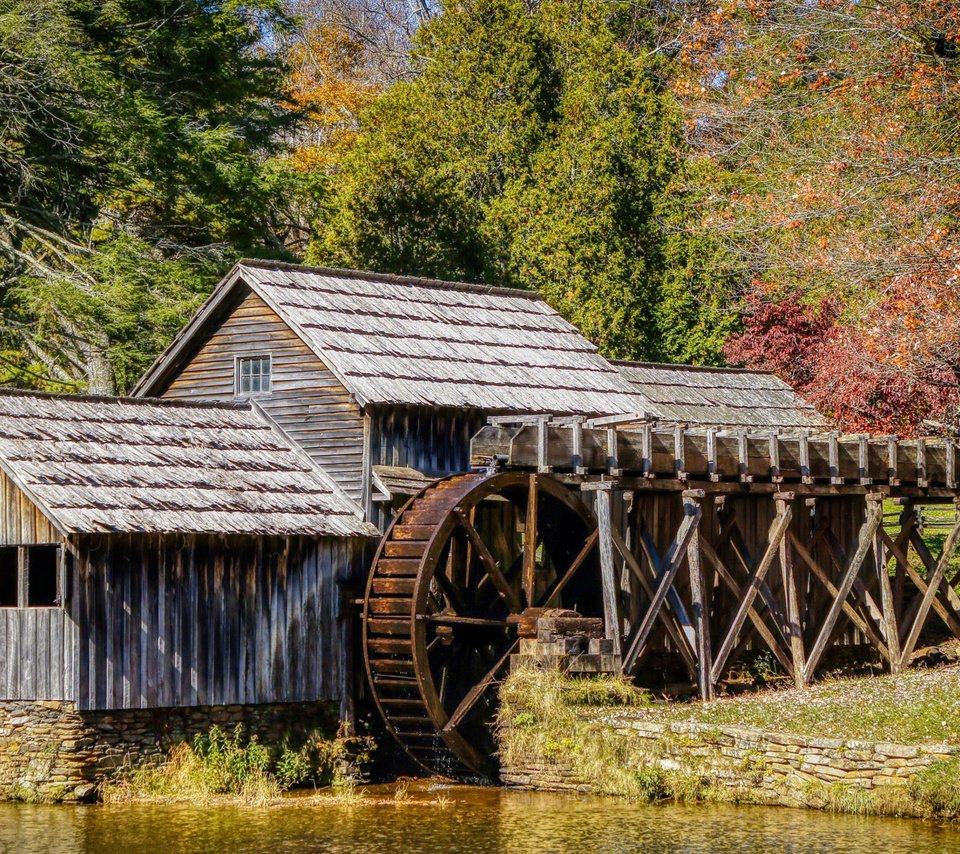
[
  {"xmin": 433, "ymin": 566, "xmax": 467, "ymax": 614},
  {"xmin": 455, "ymin": 509, "xmax": 521, "ymax": 612},
  {"xmin": 442, "ymin": 639, "xmax": 519, "ymax": 734},
  {"xmin": 422, "ymin": 614, "xmax": 509, "ymax": 629},
  {"xmin": 537, "ymin": 528, "xmax": 600, "ymax": 608}
]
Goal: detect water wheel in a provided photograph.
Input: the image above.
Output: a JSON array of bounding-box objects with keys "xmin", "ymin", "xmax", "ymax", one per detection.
[{"xmin": 362, "ymin": 471, "xmax": 601, "ymax": 781}]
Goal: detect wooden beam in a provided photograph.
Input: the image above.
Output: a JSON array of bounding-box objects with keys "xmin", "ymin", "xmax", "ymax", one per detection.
[
  {"xmin": 623, "ymin": 505, "xmax": 702, "ymax": 675},
  {"xmin": 873, "ymin": 523, "xmax": 902, "ymax": 673},
  {"xmin": 539, "ymin": 529, "xmax": 599, "ymax": 606},
  {"xmin": 710, "ymin": 503, "xmax": 794, "ymax": 684},
  {"xmin": 899, "ymin": 508, "xmax": 960, "ymax": 668},
  {"xmin": 700, "ymin": 538, "xmax": 794, "ymax": 677},
  {"xmin": 685, "ymin": 494, "xmax": 713, "ymax": 699},
  {"xmin": 442, "ymin": 640, "xmax": 519, "ymax": 733},
  {"xmin": 803, "ymin": 497, "xmax": 884, "ymax": 683},
  {"xmin": 595, "ymin": 484, "xmax": 623, "ymax": 655},
  {"xmin": 523, "ymin": 474, "xmax": 538, "ymax": 607},
  {"xmin": 779, "ymin": 495, "xmax": 805, "ymax": 686},
  {"xmin": 789, "ymin": 530, "xmax": 889, "ymax": 659},
  {"xmin": 612, "ymin": 526, "xmax": 698, "ymax": 680}
]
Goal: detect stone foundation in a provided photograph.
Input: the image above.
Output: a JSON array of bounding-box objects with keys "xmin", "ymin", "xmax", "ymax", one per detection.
[
  {"xmin": 0, "ymin": 700, "xmax": 339, "ymax": 802},
  {"xmin": 500, "ymin": 710, "xmax": 960, "ymax": 804}
]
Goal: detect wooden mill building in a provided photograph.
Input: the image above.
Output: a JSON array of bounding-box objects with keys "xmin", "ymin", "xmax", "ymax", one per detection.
[
  {"xmin": 0, "ymin": 390, "xmax": 377, "ymax": 710},
  {"xmin": 132, "ymin": 261, "xmax": 640, "ymax": 527},
  {"xmin": 0, "ymin": 260, "xmax": 842, "ymax": 795}
]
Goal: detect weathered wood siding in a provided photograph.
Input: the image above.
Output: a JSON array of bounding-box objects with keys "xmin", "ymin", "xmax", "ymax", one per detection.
[
  {"xmin": 160, "ymin": 287, "xmax": 366, "ymax": 501},
  {"xmin": 0, "ymin": 470, "xmax": 61, "ymax": 546},
  {"xmin": 367, "ymin": 405, "xmax": 486, "ymax": 530},
  {"xmin": 74, "ymin": 533, "xmax": 368, "ymax": 711},
  {"xmin": 0, "ymin": 608, "xmax": 78, "ymax": 701}
]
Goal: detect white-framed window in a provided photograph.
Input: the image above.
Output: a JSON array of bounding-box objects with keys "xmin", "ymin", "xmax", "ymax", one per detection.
[{"xmin": 235, "ymin": 354, "xmax": 272, "ymax": 396}]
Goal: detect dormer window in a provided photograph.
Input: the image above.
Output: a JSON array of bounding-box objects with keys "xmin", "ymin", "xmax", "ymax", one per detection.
[{"xmin": 236, "ymin": 355, "xmax": 271, "ymax": 396}]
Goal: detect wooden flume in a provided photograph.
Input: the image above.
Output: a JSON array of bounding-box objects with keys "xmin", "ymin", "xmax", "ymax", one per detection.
[{"xmin": 364, "ymin": 416, "xmax": 960, "ymax": 781}]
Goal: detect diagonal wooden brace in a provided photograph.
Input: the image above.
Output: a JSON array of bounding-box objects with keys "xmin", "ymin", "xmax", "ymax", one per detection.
[
  {"xmin": 803, "ymin": 497, "xmax": 884, "ymax": 684},
  {"xmin": 899, "ymin": 508, "xmax": 960, "ymax": 669},
  {"xmin": 710, "ymin": 502, "xmax": 794, "ymax": 685},
  {"xmin": 622, "ymin": 503, "xmax": 702, "ymax": 676}
]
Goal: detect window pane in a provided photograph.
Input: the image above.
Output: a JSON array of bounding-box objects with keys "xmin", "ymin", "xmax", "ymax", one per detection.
[
  {"xmin": 0, "ymin": 548, "xmax": 16, "ymax": 606},
  {"xmin": 27, "ymin": 546, "xmax": 59, "ymax": 607},
  {"xmin": 236, "ymin": 356, "xmax": 270, "ymax": 395}
]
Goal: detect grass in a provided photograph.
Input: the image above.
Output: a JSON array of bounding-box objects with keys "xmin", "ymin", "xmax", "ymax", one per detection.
[
  {"xmin": 626, "ymin": 665, "xmax": 960, "ymax": 745},
  {"xmin": 497, "ymin": 665, "xmax": 960, "ymax": 818},
  {"xmin": 103, "ymin": 723, "xmax": 375, "ymax": 806}
]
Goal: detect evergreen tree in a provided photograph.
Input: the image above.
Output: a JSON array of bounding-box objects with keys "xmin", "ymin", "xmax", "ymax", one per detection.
[
  {"xmin": 0, "ymin": 0, "xmax": 295, "ymax": 392},
  {"xmin": 313, "ymin": 0, "xmax": 738, "ymax": 361}
]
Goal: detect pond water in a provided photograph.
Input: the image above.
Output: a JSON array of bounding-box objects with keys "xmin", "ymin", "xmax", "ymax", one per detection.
[{"xmin": 2, "ymin": 783, "xmax": 958, "ymax": 854}]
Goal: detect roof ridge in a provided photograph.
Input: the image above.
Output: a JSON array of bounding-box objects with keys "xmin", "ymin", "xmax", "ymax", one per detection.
[
  {"xmin": 238, "ymin": 258, "xmax": 546, "ymax": 302},
  {"xmin": 0, "ymin": 386, "xmax": 252, "ymax": 411},
  {"xmin": 611, "ymin": 359, "xmax": 777, "ymax": 377}
]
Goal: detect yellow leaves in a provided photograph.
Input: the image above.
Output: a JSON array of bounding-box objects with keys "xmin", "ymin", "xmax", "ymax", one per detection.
[{"xmin": 283, "ymin": 23, "xmax": 381, "ymax": 173}]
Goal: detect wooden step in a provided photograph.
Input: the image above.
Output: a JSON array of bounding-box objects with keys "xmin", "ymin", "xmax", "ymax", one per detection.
[
  {"xmin": 366, "ymin": 618, "xmax": 411, "ymax": 637},
  {"xmin": 371, "ymin": 578, "xmax": 416, "ymax": 596},
  {"xmin": 383, "ymin": 541, "xmax": 428, "ymax": 558},
  {"xmin": 367, "ymin": 637, "xmax": 413, "ymax": 654},
  {"xmin": 391, "ymin": 525, "xmax": 437, "ymax": 541},
  {"xmin": 368, "ymin": 598, "xmax": 414, "ymax": 616},
  {"xmin": 367, "ymin": 658, "xmax": 416, "ymax": 675},
  {"xmin": 376, "ymin": 559, "xmax": 422, "ymax": 577}
]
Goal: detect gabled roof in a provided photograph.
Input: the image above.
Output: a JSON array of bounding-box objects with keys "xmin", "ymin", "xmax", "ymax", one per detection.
[
  {"xmin": 615, "ymin": 361, "xmax": 827, "ymax": 429},
  {"xmin": 134, "ymin": 260, "xmax": 639, "ymax": 415},
  {"xmin": 0, "ymin": 390, "xmax": 377, "ymax": 537}
]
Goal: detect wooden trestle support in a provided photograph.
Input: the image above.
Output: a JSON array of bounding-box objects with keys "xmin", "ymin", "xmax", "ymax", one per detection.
[{"xmin": 363, "ymin": 417, "xmax": 960, "ymax": 780}]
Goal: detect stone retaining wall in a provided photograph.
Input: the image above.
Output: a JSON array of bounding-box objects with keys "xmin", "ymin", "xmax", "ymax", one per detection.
[
  {"xmin": 500, "ymin": 710, "xmax": 960, "ymax": 805},
  {"xmin": 0, "ymin": 700, "xmax": 338, "ymax": 802}
]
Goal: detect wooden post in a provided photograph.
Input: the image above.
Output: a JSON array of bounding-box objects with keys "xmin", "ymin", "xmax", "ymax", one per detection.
[
  {"xmin": 829, "ymin": 433, "xmax": 842, "ymax": 485},
  {"xmin": 769, "ymin": 433, "xmax": 781, "ymax": 482},
  {"xmin": 778, "ymin": 493, "xmax": 805, "ymax": 687},
  {"xmin": 874, "ymin": 518, "xmax": 902, "ymax": 673},
  {"xmin": 888, "ymin": 437, "xmax": 900, "ymax": 485},
  {"xmin": 522, "ymin": 473, "xmax": 539, "ymax": 607},
  {"xmin": 803, "ymin": 495, "xmax": 884, "ymax": 683},
  {"xmin": 858, "ymin": 436, "xmax": 872, "ymax": 485},
  {"xmin": 572, "ymin": 418, "xmax": 587, "ymax": 474},
  {"xmin": 707, "ymin": 428, "xmax": 719, "ymax": 482},
  {"xmin": 537, "ymin": 419, "xmax": 551, "ymax": 473},
  {"xmin": 684, "ymin": 491, "xmax": 712, "ymax": 699},
  {"xmin": 738, "ymin": 431, "xmax": 751, "ymax": 482},
  {"xmin": 594, "ymin": 482, "xmax": 623, "ymax": 656},
  {"xmin": 799, "ymin": 431, "xmax": 812, "ymax": 484},
  {"xmin": 607, "ymin": 428, "xmax": 622, "ymax": 476}
]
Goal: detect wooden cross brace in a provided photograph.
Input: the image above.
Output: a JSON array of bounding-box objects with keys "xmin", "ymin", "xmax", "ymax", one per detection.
[{"xmin": 621, "ymin": 495, "xmax": 704, "ymax": 677}]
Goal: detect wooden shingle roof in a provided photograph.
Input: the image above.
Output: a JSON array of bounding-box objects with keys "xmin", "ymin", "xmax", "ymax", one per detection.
[
  {"xmin": 136, "ymin": 261, "xmax": 639, "ymax": 415},
  {"xmin": 615, "ymin": 361, "xmax": 827, "ymax": 429},
  {"xmin": 0, "ymin": 391, "xmax": 376, "ymax": 537}
]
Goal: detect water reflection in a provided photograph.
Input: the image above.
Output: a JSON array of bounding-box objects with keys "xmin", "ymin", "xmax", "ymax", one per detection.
[{"xmin": 1, "ymin": 784, "xmax": 958, "ymax": 854}]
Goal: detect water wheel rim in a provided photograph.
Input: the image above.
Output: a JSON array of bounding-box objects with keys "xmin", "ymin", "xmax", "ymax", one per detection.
[{"xmin": 363, "ymin": 471, "xmax": 599, "ymax": 781}]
